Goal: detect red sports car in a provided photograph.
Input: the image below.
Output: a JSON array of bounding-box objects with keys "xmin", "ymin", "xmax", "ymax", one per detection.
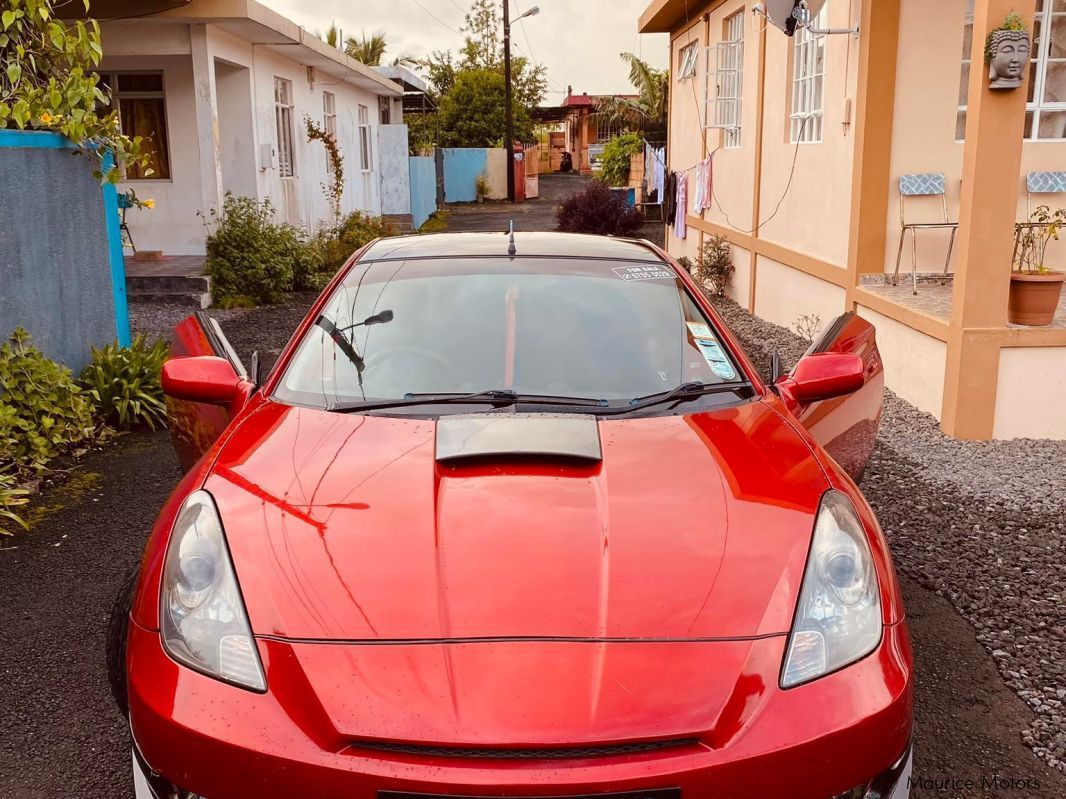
[{"xmin": 110, "ymin": 232, "xmax": 912, "ymax": 799}]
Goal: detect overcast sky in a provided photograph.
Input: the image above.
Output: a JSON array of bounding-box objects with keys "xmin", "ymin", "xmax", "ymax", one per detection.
[{"xmin": 262, "ymin": 0, "xmax": 669, "ymax": 99}]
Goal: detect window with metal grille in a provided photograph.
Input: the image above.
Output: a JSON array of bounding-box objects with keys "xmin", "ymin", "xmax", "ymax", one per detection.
[
  {"xmin": 358, "ymin": 104, "xmax": 372, "ymax": 172},
  {"xmin": 323, "ymin": 91, "xmax": 337, "ymax": 138},
  {"xmin": 678, "ymin": 41, "xmax": 699, "ymax": 81},
  {"xmin": 274, "ymin": 77, "xmax": 296, "ymax": 176},
  {"xmin": 790, "ymin": 4, "xmax": 827, "ymax": 143},
  {"xmin": 379, "ymin": 95, "xmax": 391, "ymax": 125},
  {"xmin": 705, "ymin": 10, "xmax": 745, "ymax": 148},
  {"xmin": 957, "ymin": 0, "xmax": 1066, "ymax": 141},
  {"xmin": 99, "ymin": 72, "xmax": 171, "ymax": 179}
]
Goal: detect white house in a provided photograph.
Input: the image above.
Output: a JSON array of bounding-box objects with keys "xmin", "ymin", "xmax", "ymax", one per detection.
[{"xmin": 99, "ymin": 0, "xmax": 411, "ymax": 256}]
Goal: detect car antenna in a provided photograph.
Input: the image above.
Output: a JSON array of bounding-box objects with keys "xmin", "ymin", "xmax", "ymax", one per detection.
[{"xmin": 507, "ymin": 219, "xmax": 516, "ymax": 256}]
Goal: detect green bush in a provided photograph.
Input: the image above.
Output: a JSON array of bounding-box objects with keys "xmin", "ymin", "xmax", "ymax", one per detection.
[
  {"xmin": 204, "ymin": 194, "xmax": 315, "ymax": 305},
  {"xmin": 307, "ymin": 212, "xmax": 397, "ymax": 288},
  {"xmin": 81, "ymin": 335, "xmax": 170, "ymax": 430},
  {"xmin": 0, "ymin": 472, "xmax": 30, "ymax": 536},
  {"xmin": 0, "ymin": 328, "xmax": 99, "ymax": 476},
  {"xmin": 596, "ymin": 132, "xmax": 643, "ymax": 187}
]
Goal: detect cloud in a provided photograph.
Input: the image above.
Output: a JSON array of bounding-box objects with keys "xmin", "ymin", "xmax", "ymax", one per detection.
[{"xmin": 262, "ymin": 0, "xmax": 669, "ymax": 99}]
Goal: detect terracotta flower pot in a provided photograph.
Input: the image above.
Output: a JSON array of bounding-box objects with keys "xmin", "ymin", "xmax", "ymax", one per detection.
[{"xmin": 1008, "ymin": 271, "xmax": 1065, "ymax": 326}]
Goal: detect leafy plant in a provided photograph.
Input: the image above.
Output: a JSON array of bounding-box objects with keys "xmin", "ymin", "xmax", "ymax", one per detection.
[
  {"xmin": 593, "ymin": 53, "xmax": 669, "ymax": 136},
  {"xmin": 345, "ymin": 30, "xmax": 387, "ymax": 65},
  {"xmin": 792, "ymin": 314, "xmax": 823, "ymax": 343},
  {"xmin": 676, "ymin": 255, "xmax": 694, "ymax": 273},
  {"xmin": 0, "ymin": 471, "xmax": 30, "ymax": 535},
  {"xmin": 0, "ymin": 0, "xmax": 151, "ymax": 182},
  {"xmin": 80, "ymin": 335, "xmax": 169, "ymax": 430},
  {"xmin": 1014, "ymin": 205, "xmax": 1065, "ymax": 274},
  {"xmin": 693, "ymin": 235, "xmax": 735, "ymax": 298},
  {"xmin": 202, "ymin": 194, "xmax": 313, "ymax": 305},
  {"xmin": 597, "ymin": 132, "xmax": 643, "ymax": 187},
  {"xmin": 305, "ymin": 116, "xmax": 344, "ymax": 222},
  {"xmin": 304, "ymin": 212, "xmax": 397, "ymax": 289},
  {"xmin": 556, "ymin": 182, "xmax": 643, "ymax": 237},
  {"xmin": 475, "ymin": 171, "xmax": 490, "ymax": 199},
  {"xmin": 0, "ymin": 328, "xmax": 99, "ymax": 476}
]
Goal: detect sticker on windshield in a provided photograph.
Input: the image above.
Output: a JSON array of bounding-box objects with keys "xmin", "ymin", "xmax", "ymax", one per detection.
[
  {"xmin": 687, "ymin": 323, "xmax": 738, "ymax": 381},
  {"xmin": 612, "ymin": 265, "xmax": 675, "ymax": 282}
]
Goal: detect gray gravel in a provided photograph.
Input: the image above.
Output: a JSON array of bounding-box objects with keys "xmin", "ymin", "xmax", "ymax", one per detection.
[{"xmin": 712, "ymin": 296, "xmax": 1066, "ymax": 775}]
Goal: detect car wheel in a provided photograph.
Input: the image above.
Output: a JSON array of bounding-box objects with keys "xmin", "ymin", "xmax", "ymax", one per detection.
[{"xmin": 106, "ymin": 564, "xmax": 139, "ymax": 717}]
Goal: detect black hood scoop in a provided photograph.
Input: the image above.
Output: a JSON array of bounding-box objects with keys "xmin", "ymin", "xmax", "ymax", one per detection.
[{"xmin": 435, "ymin": 414, "xmax": 602, "ymax": 463}]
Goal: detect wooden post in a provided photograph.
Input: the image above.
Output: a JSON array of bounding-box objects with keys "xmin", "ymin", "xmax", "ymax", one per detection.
[{"xmin": 941, "ymin": 0, "xmax": 1033, "ymax": 439}]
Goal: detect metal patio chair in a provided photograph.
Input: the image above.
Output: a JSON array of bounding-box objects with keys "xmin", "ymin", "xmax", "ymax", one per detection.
[
  {"xmin": 893, "ymin": 173, "xmax": 958, "ymax": 295},
  {"xmin": 1013, "ymin": 172, "xmax": 1066, "ymax": 267}
]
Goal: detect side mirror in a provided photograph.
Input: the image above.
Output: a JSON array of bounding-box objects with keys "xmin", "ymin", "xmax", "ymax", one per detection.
[
  {"xmin": 779, "ymin": 352, "xmax": 865, "ymax": 403},
  {"xmin": 162, "ymin": 356, "xmax": 243, "ymax": 405}
]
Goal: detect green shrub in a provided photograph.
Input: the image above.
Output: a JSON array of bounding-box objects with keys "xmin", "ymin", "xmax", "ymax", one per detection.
[
  {"xmin": 556, "ymin": 182, "xmax": 643, "ymax": 237},
  {"xmin": 0, "ymin": 472, "xmax": 30, "ymax": 536},
  {"xmin": 80, "ymin": 335, "xmax": 170, "ymax": 430},
  {"xmin": 204, "ymin": 194, "xmax": 315, "ymax": 305},
  {"xmin": 596, "ymin": 132, "xmax": 643, "ymax": 187},
  {"xmin": 308, "ymin": 212, "xmax": 397, "ymax": 288},
  {"xmin": 0, "ymin": 328, "xmax": 99, "ymax": 476},
  {"xmin": 693, "ymin": 235, "xmax": 735, "ymax": 298}
]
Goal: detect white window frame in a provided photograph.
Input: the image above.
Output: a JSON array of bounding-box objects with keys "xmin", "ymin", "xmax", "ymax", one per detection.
[
  {"xmin": 323, "ymin": 91, "xmax": 337, "ymax": 138},
  {"xmin": 957, "ymin": 0, "xmax": 1066, "ymax": 142},
  {"xmin": 358, "ymin": 104, "xmax": 373, "ymax": 172},
  {"xmin": 705, "ymin": 10, "xmax": 745, "ymax": 148},
  {"xmin": 379, "ymin": 95, "xmax": 391, "ymax": 125},
  {"xmin": 790, "ymin": 4, "xmax": 827, "ymax": 144},
  {"xmin": 274, "ymin": 77, "xmax": 296, "ymax": 177},
  {"xmin": 678, "ymin": 41, "xmax": 700, "ymax": 81}
]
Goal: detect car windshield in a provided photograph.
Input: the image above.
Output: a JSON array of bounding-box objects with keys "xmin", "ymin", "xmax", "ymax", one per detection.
[{"xmin": 273, "ymin": 257, "xmax": 744, "ymax": 411}]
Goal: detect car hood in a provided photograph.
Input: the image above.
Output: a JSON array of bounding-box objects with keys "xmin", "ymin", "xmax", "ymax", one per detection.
[{"xmin": 206, "ymin": 399, "xmax": 829, "ymax": 643}]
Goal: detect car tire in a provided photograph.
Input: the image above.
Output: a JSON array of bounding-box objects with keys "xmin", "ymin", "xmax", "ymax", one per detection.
[{"xmin": 106, "ymin": 564, "xmax": 139, "ymax": 717}]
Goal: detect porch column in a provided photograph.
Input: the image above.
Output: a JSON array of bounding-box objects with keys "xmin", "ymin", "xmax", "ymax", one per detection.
[
  {"xmin": 845, "ymin": 0, "xmax": 901, "ymax": 282},
  {"xmin": 189, "ymin": 24, "xmax": 224, "ymax": 218},
  {"xmin": 940, "ymin": 0, "xmax": 1033, "ymax": 439}
]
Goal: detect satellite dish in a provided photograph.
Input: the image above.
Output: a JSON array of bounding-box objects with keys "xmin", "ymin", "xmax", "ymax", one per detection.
[{"xmin": 761, "ymin": 0, "xmax": 828, "ymax": 36}]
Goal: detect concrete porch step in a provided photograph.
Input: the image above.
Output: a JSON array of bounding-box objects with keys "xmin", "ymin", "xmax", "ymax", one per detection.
[
  {"xmin": 126, "ymin": 273, "xmax": 211, "ymax": 293},
  {"xmin": 127, "ymin": 289, "xmax": 211, "ymax": 309}
]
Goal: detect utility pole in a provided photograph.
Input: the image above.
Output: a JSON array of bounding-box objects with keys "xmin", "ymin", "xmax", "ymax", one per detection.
[{"xmin": 503, "ymin": 0, "xmax": 514, "ymax": 202}]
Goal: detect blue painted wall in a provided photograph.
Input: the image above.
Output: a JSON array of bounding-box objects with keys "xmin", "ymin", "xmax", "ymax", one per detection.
[
  {"xmin": 409, "ymin": 156, "xmax": 437, "ymax": 230},
  {"xmin": 0, "ymin": 131, "xmax": 129, "ymax": 372},
  {"xmin": 442, "ymin": 148, "xmax": 489, "ymax": 203}
]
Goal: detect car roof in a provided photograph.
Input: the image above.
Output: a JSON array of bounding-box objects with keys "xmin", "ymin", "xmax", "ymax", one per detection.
[{"xmin": 359, "ymin": 232, "xmax": 664, "ymax": 263}]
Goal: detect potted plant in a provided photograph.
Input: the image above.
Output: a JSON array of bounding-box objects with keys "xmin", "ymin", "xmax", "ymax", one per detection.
[
  {"xmin": 1010, "ymin": 204, "xmax": 1066, "ymax": 325},
  {"xmin": 475, "ymin": 172, "xmax": 490, "ymax": 203}
]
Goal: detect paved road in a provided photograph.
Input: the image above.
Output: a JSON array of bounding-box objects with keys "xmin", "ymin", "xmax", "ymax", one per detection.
[{"xmin": 2, "ymin": 194, "xmax": 1063, "ymax": 798}]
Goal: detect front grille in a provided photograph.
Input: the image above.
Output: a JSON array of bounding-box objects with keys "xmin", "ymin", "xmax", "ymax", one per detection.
[{"xmin": 352, "ymin": 738, "xmax": 699, "ymax": 760}]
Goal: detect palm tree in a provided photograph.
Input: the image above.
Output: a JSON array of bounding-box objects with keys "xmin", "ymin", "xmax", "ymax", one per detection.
[
  {"xmin": 324, "ymin": 22, "xmax": 341, "ymax": 50},
  {"xmin": 593, "ymin": 53, "xmax": 669, "ymax": 136},
  {"xmin": 345, "ymin": 32, "xmax": 388, "ymax": 66}
]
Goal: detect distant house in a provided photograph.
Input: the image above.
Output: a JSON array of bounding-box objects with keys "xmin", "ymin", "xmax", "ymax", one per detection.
[
  {"xmin": 99, "ymin": 0, "xmax": 410, "ymax": 256},
  {"xmin": 538, "ymin": 89, "xmax": 640, "ymax": 174}
]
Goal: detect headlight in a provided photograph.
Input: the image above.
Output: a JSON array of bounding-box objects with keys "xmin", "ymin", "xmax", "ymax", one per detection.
[
  {"xmin": 781, "ymin": 490, "xmax": 881, "ymax": 688},
  {"xmin": 160, "ymin": 490, "xmax": 266, "ymax": 692}
]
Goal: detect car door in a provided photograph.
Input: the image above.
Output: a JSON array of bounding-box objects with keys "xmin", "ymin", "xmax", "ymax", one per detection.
[
  {"xmin": 790, "ymin": 312, "xmax": 885, "ymax": 482},
  {"xmin": 166, "ymin": 312, "xmax": 252, "ymax": 472}
]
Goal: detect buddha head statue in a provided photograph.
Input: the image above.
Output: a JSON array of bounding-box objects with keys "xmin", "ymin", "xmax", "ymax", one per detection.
[{"xmin": 985, "ymin": 17, "xmax": 1031, "ymax": 90}]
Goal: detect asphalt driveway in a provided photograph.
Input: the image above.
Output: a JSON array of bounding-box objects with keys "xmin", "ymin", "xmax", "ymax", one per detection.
[{"xmin": 2, "ymin": 201, "xmax": 1063, "ymax": 797}]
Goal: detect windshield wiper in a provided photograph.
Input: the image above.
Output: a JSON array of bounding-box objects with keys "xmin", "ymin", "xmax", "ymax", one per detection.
[
  {"xmin": 600, "ymin": 381, "xmax": 747, "ymax": 415},
  {"xmin": 329, "ymin": 390, "xmax": 608, "ymax": 414}
]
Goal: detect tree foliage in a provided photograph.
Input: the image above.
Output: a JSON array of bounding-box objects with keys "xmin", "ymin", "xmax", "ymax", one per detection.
[
  {"xmin": 597, "ymin": 132, "xmax": 643, "ymax": 187},
  {"xmin": 345, "ymin": 31, "xmax": 387, "ymax": 66},
  {"xmin": 0, "ymin": 0, "xmax": 150, "ymax": 182},
  {"xmin": 416, "ymin": 0, "xmax": 546, "ymax": 148},
  {"xmin": 593, "ymin": 53, "xmax": 668, "ymax": 136}
]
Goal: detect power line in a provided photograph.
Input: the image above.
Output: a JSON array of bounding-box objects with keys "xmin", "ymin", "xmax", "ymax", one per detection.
[{"xmin": 408, "ymin": 0, "xmax": 463, "ymax": 35}]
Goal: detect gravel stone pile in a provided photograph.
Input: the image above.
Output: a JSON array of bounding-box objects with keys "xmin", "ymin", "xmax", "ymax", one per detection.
[{"xmin": 712, "ymin": 297, "xmax": 1066, "ymax": 774}]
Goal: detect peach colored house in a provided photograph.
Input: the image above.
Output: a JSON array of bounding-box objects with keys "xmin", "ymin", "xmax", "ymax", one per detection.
[{"xmin": 640, "ymin": 0, "xmax": 1066, "ymax": 440}]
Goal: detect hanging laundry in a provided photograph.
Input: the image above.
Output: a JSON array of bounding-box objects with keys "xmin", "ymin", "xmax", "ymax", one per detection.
[
  {"xmin": 689, "ymin": 155, "xmax": 715, "ymax": 214},
  {"xmin": 674, "ymin": 172, "xmax": 688, "ymax": 240},
  {"xmin": 663, "ymin": 171, "xmax": 677, "ymax": 221}
]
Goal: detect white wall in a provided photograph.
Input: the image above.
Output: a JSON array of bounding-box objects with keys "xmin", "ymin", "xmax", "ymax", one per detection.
[
  {"xmin": 994, "ymin": 347, "xmax": 1066, "ymax": 439},
  {"xmin": 856, "ymin": 305, "xmax": 947, "ymax": 418}
]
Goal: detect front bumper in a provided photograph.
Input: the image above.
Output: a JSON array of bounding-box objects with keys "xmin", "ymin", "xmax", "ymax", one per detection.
[{"xmin": 128, "ymin": 620, "xmax": 913, "ymax": 799}]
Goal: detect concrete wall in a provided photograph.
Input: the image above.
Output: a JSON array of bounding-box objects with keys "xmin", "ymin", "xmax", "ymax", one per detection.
[
  {"xmin": 857, "ymin": 306, "xmax": 947, "ymax": 418},
  {"xmin": 994, "ymin": 347, "xmax": 1066, "ymax": 439},
  {"xmin": 378, "ymin": 124, "xmax": 412, "ymax": 216},
  {"xmin": 101, "ymin": 21, "xmax": 404, "ymax": 254},
  {"xmin": 442, "ymin": 148, "xmax": 509, "ymax": 203},
  {"xmin": 410, "ymin": 156, "xmax": 437, "ymax": 230},
  {"xmin": 0, "ymin": 132, "xmax": 128, "ymax": 372}
]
